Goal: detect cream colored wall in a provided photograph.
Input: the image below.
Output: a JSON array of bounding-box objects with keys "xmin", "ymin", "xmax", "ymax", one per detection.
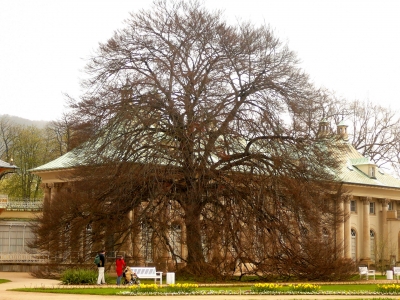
[
  {"xmin": 0, "ymin": 211, "xmax": 37, "ymax": 219},
  {"xmin": 347, "ymin": 184, "xmax": 400, "ymax": 201},
  {"xmin": 349, "ymin": 196, "xmax": 364, "ymax": 262},
  {"xmin": 345, "ymin": 183, "xmax": 400, "ymax": 264},
  {"xmin": 33, "ymin": 169, "xmax": 75, "ymax": 183},
  {"xmin": 32, "ymin": 168, "xmax": 400, "ymax": 265}
]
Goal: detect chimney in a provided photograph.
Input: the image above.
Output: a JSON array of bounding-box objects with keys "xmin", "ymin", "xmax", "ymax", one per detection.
[
  {"xmin": 337, "ymin": 120, "xmax": 349, "ymax": 141},
  {"xmin": 318, "ymin": 119, "xmax": 330, "ymax": 138}
]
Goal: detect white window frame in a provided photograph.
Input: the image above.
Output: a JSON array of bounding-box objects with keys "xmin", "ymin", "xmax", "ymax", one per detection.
[
  {"xmin": 370, "ymin": 202, "xmax": 375, "ymax": 214},
  {"xmin": 370, "ymin": 167, "xmax": 376, "ymax": 178},
  {"xmin": 350, "ymin": 200, "xmax": 357, "ymax": 212}
]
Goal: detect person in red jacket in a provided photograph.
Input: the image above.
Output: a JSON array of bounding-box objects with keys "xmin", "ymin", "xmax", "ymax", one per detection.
[{"xmin": 115, "ymin": 255, "xmax": 126, "ymax": 285}]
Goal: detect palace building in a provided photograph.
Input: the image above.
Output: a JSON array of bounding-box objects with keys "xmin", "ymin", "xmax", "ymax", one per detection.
[{"xmin": 8, "ymin": 121, "xmax": 400, "ymax": 270}]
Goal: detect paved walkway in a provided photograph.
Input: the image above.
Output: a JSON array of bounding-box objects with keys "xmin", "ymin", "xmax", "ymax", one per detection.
[{"xmin": 0, "ymin": 272, "xmax": 399, "ymax": 300}]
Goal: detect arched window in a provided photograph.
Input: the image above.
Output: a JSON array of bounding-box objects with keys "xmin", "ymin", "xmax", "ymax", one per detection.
[
  {"xmin": 351, "ymin": 229, "xmax": 357, "ymax": 261},
  {"xmin": 141, "ymin": 221, "xmax": 153, "ymax": 263},
  {"xmin": 370, "ymin": 230, "xmax": 376, "ymax": 262},
  {"xmin": 84, "ymin": 224, "xmax": 93, "ymax": 256},
  {"xmin": 170, "ymin": 223, "xmax": 182, "ymax": 263}
]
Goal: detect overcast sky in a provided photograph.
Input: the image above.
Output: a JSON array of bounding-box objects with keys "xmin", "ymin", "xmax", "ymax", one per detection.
[{"xmin": 1, "ymin": 0, "xmax": 400, "ymax": 121}]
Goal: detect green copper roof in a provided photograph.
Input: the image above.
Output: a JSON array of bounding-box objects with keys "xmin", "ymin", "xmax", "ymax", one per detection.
[
  {"xmin": 31, "ymin": 138, "xmax": 400, "ymax": 190},
  {"xmin": 0, "ymin": 159, "xmax": 18, "ymax": 169},
  {"xmin": 337, "ymin": 120, "xmax": 348, "ymax": 127},
  {"xmin": 350, "ymin": 157, "xmax": 373, "ymax": 165},
  {"xmin": 336, "ymin": 142, "xmax": 400, "ymax": 189},
  {"xmin": 30, "ymin": 148, "xmax": 86, "ymax": 172}
]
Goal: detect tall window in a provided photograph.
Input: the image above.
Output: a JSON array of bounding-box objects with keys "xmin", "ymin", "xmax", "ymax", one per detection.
[
  {"xmin": 0, "ymin": 223, "xmax": 34, "ymax": 253},
  {"xmin": 388, "ymin": 202, "xmax": 393, "ymax": 211},
  {"xmin": 370, "ymin": 230, "xmax": 376, "ymax": 262},
  {"xmin": 351, "ymin": 229, "xmax": 356, "ymax": 261},
  {"xmin": 350, "ymin": 200, "xmax": 357, "ymax": 212},
  {"xmin": 370, "ymin": 202, "xmax": 375, "ymax": 214},
  {"xmin": 85, "ymin": 224, "xmax": 93, "ymax": 257},
  {"xmin": 170, "ymin": 223, "xmax": 182, "ymax": 263},
  {"xmin": 141, "ymin": 221, "xmax": 153, "ymax": 263}
]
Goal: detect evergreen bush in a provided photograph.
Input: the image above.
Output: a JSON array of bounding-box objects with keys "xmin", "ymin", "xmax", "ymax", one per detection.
[{"xmin": 61, "ymin": 268, "xmax": 100, "ymax": 284}]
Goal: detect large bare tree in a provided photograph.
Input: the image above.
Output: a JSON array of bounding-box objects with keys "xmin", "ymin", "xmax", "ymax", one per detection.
[{"xmin": 33, "ymin": 0, "xmax": 351, "ymax": 279}]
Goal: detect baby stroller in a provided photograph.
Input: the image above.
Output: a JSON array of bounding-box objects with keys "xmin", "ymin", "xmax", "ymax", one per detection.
[{"xmin": 123, "ymin": 266, "xmax": 140, "ymax": 285}]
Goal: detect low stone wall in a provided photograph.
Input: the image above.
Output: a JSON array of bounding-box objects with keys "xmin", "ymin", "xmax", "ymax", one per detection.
[
  {"xmin": 0, "ymin": 263, "xmax": 42, "ymax": 272},
  {"xmin": 0, "ymin": 262, "xmax": 128, "ymax": 274}
]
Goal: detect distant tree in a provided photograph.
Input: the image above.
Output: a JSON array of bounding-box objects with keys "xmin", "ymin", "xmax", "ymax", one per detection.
[
  {"xmin": 33, "ymin": 0, "xmax": 351, "ymax": 279},
  {"xmin": 346, "ymin": 100, "xmax": 400, "ymax": 171},
  {"xmin": 3, "ymin": 126, "xmax": 44, "ymax": 198},
  {"xmin": 0, "ymin": 122, "xmax": 60, "ymax": 198},
  {"xmin": 0, "ymin": 115, "xmax": 17, "ymax": 162},
  {"xmin": 46, "ymin": 113, "xmax": 78, "ymax": 155}
]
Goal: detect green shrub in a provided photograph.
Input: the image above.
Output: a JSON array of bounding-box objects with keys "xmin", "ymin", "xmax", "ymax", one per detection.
[{"xmin": 61, "ymin": 269, "xmax": 99, "ymax": 285}]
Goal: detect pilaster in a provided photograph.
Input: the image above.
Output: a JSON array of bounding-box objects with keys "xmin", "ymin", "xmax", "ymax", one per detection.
[
  {"xmin": 344, "ymin": 197, "xmax": 351, "ymax": 258},
  {"xmin": 337, "ymin": 199, "xmax": 344, "ymax": 257},
  {"xmin": 380, "ymin": 198, "xmax": 390, "ymax": 260},
  {"xmin": 360, "ymin": 197, "xmax": 371, "ymax": 264}
]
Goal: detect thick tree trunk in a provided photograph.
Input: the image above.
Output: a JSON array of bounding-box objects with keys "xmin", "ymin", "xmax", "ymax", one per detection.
[{"xmin": 183, "ymin": 201, "xmax": 205, "ymax": 268}]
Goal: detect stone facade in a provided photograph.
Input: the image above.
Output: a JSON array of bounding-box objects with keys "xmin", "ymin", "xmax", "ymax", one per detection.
[{"xmin": 19, "ymin": 122, "xmax": 400, "ymax": 270}]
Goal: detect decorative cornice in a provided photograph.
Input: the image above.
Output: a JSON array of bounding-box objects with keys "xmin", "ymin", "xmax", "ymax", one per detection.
[{"xmin": 362, "ymin": 197, "xmax": 371, "ymax": 205}]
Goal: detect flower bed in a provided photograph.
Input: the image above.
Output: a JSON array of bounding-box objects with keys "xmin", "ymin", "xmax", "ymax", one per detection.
[
  {"xmin": 116, "ymin": 282, "xmax": 400, "ymax": 296},
  {"xmin": 376, "ymin": 284, "xmax": 400, "ymax": 294}
]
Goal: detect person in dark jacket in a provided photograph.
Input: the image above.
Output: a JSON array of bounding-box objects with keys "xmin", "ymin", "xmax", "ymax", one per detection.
[{"xmin": 97, "ymin": 250, "xmax": 106, "ymax": 285}]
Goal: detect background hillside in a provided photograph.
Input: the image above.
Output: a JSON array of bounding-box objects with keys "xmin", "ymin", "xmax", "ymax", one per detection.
[{"xmin": 0, "ymin": 114, "xmax": 49, "ymax": 128}]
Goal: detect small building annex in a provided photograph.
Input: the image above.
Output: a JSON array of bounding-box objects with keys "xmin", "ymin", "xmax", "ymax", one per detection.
[{"xmin": 0, "ymin": 159, "xmax": 44, "ymax": 268}]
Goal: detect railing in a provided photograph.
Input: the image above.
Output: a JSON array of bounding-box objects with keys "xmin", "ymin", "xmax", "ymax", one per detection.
[
  {"xmin": 0, "ymin": 194, "xmax": 7, "ymax": 209},
  {"xmin": 50, "ymin": 251, "xmax": 126, "ymax": 263},
  {"xmin": 0, "ymin": 253, "xmax": 49, "ymax": 263},
  {"xmin": 0, "ymin": 251, "xmax": 127, "ymax": 264},
  {"xmin": 387, "ymin": 210, "xmax": 397, "ymax": 219},
  {"xmin": 6, "ymin": 199, "xmax": 43, "ymax": 211}
]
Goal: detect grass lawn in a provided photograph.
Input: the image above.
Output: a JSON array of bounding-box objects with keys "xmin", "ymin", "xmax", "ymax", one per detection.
[
  {"xmin": 9, "ymin": 283, "xmax": 383, "ymax": 295},
  {"xmin": 0, "ymin": 279, "xmax": 10, "ymax": 284},
  {"xmin": 4, "ymin": 273, "xmax": 398, "ymax": 296}
]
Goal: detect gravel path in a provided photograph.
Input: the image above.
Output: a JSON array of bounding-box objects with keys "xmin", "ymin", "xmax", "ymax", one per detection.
[{"xmin": 0, "ymin": 272, "xmax": 399, "ymax": 300}]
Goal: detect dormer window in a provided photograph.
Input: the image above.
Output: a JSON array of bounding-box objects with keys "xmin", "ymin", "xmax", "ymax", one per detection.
[
  {"xmin": 369, "ymin": 166, "xmax": 376, "ymax": 178},
  {"xmin": 350, "ymin": 158, "xmax": 377, "ymax": 179}
]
